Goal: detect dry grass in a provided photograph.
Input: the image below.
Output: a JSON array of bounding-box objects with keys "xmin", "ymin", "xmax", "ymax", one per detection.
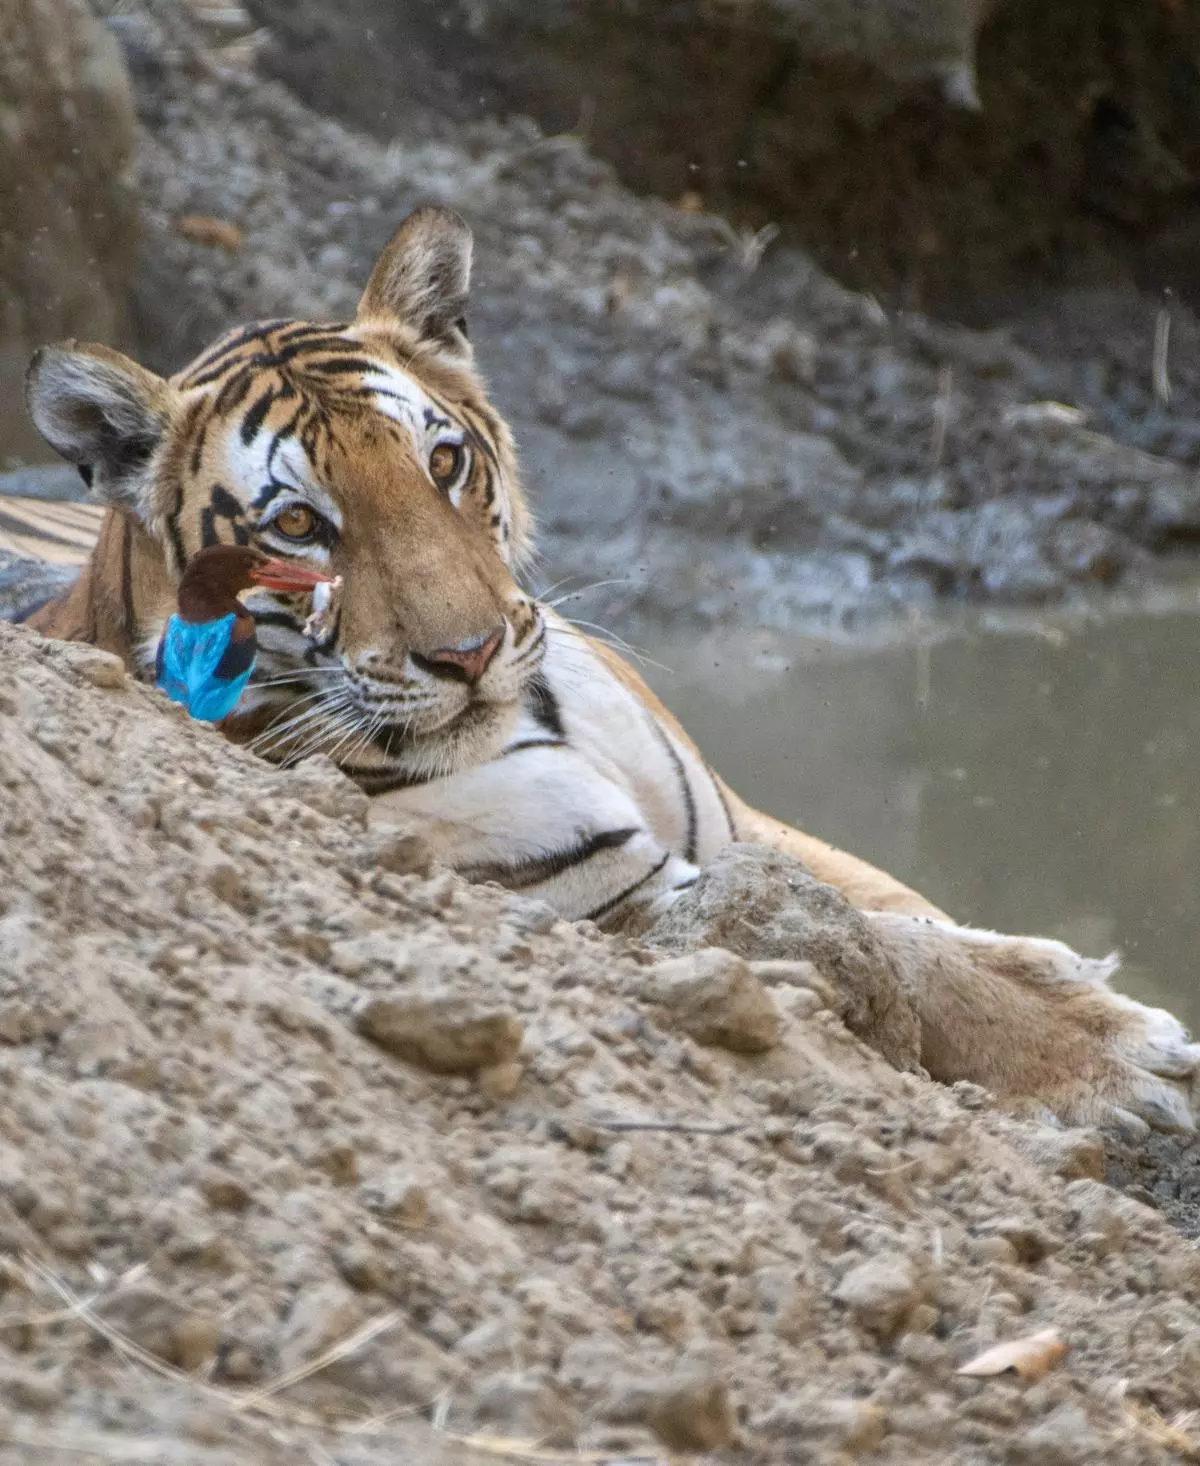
[
  {"xmin": 1123, "ymin": 1401, "xmax": 1200, "ymax": 1460},
  {"xmin": 3, "ymin": 1257, "xmax": 666, "ymax": 1465}
]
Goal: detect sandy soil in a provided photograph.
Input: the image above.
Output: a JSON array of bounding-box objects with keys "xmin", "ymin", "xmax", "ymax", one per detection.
[{"xmin": 7, "ymin": 607, "xmax": 1200, "ymax": 1461}]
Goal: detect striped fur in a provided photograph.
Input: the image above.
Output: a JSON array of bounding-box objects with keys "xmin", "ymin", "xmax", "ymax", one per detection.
[{"xmin": 8, "ymin": 207, "xmax": 1200, "ymax": 1131}]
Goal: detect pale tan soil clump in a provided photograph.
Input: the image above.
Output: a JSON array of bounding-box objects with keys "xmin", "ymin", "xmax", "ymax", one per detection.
[{"xmin": 3, "ymin": 618, "xmax": 1200, "ymax": 1463}]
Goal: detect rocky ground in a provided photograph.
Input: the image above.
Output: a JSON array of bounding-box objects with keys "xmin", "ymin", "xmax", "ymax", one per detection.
[
  {"xmin": 8, "ymin": 5, "xmax": 1200, "ymax": 1461},
  {"xmin": 2, "ymin": 0, "xmax": 1186, "ymax": 632},
  {"xmin": 6, "ymin": 619, "xmax": 1200, "ymax": 1463}
]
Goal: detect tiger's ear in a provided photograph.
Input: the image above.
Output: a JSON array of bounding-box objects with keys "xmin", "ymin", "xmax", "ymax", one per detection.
[
  {"xmin": 25, "ymin": 343, "xmax": 172, "ymax": 520},
  {"xmin": 356, "ymin": 207, "xmax": 473, "ymax": 357}
]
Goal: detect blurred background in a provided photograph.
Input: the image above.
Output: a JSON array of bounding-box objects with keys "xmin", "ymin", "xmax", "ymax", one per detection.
[{"xmin": 6, "ymin": 0, "xmax": 1200, "ymax": 1018}]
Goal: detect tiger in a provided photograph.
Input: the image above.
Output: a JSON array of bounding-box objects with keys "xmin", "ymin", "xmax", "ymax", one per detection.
[{"xmin": 5, "ymin": 205, "xmax": 1198, "ymax": 1136}]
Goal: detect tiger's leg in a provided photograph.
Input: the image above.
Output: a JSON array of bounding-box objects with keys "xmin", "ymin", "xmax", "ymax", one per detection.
[
  {"xmin": 869, "ymin": 913, "xmax": 1200, "ymax": 1134},
  {"xmin": 731, "ymin": 801, "xmax": 950, "ymax": 919},
  {"xmin": 729, "ymin": 790, "xmax": 1200, "ymax": 1132}
]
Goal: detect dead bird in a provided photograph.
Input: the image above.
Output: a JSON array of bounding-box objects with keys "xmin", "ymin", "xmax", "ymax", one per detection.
[{"xmin": 156, "ymin": 544, "xmax": 331, "ymax": 722}]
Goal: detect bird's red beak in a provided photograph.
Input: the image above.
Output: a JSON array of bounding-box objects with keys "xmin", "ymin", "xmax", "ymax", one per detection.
[{"xmin": 249, "ymin": 558, "xmax": 333, "ymax": 593}]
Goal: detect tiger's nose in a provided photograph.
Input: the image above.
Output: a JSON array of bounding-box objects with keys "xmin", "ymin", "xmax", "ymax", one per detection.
[{"xmin": 413, "ymin": 627, "xmax": 505, "ymax": 685}]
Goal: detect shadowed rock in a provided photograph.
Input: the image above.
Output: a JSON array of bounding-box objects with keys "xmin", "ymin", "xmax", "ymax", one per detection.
[{"xmin": 647, "ymin": 842, "xmax": 922, "ymax": 1070}]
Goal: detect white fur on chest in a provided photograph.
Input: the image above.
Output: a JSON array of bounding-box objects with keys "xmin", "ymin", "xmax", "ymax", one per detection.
[{"xmin": 370, "ymin": 616, "xmax": 733, "ymax": 922}]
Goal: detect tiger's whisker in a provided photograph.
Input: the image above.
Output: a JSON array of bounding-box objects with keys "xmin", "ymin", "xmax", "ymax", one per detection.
[
  {"xmin": 286, "ymin": 705, "xmax": 361, "ymax": 765},
  {"xmin": 325, "ymin": 711, "xmax": 372, "ymax": 766},
  {"xmin": 543, "ymin": 577, "xmax": 632, "ymax": 609},
  {"xmin": 253, "ymin": 668, "xmax": 344, "ymax": 688},
  {"xmin": 246, "ymin": 688, "xmax": 344, "ymax": 739},
  {"xmin": 546, "ymin": 620, "xmax": 671, "ymax": 674},
  {"xmin": 531, "ymin": 572, "xmax": 595, "ymax": 603},
  {"xmin": 248, "ymin": 693, "xmax": 353, "ymax": 755}
]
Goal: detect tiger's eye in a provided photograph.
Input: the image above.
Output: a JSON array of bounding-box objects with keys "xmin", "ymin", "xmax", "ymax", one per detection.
[
  {"xmin": 430, "ymin": 442, "xmax": 463, "ymax": 487},
  {"xmin": 274, "ymin": 504, "xmax": 316, "ymax": 539}
]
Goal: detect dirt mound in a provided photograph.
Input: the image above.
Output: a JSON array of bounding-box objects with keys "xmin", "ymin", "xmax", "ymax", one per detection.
[{"xmin": 5, "ymin": 621, "xmax": 1200, "ymax": 1459}]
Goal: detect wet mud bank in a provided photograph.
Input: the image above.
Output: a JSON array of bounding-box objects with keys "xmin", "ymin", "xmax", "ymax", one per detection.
[{"xmin": 48, "ymin": 0, "xmax": 1200, "ymax": 630}]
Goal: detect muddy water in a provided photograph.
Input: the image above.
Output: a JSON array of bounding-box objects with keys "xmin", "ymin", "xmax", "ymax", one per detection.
[{"xmin": 641, "ymin": 603, "xmax": 1200, "ymax": 1034}]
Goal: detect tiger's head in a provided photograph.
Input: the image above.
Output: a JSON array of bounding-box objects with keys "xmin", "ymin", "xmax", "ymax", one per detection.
[{"xmin": 25, "ymin": 208, "xmax": 546, "ymax": 790}]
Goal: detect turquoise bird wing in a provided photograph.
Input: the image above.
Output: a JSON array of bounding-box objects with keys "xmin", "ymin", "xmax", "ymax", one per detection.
[
  {"xmin": 155, "ymin": 617, "xmax": 198, "ymax": 708},
  {"xmin": 155, "ymin": 613, "xmax": 254, "ymax": 722}
]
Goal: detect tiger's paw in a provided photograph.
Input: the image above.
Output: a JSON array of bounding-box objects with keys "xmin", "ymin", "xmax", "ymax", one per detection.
[
  {"xmin": 1058, "ymin": 988, "xmax": 1200, "ymax": 1139},
  {"xmin": 871, "ymin": 915, "xmax": 1200, "ymax": 1142},
  {"xmin": 981, "ymin": 949, "xmax": 1200, "ymax": 1140}
]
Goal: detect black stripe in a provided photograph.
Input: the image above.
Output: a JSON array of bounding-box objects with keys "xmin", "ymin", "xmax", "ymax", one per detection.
[
  {"xmin": 707, "ymin": 762, "xmax": 738, "ymax": 842},
  {"xmin": 119, "ymin": 514, "xmax": 134, "ymax": 637},
  {"xmin": 181, "ymin": 320, "xmax": 291, "ymax": 383},
  {"xmin": 211, "ymin": 484, "xmax": 244, "ymax": 521},
  {"xmin": 512, "ymin": 622, "xmax": 547, "ymax": 668},
  {"xmin": 459, "ymin": 403, "xmax": 500, "ymax": 466},
  {"xmin": 300, "ymin": 357, "xmax": 387, "ymax": 376},
  {"xmin": 460, "ymin": 827, "xmax": 640, "ymax": 892},
  {"xmin": 270, "ymin": 321, "xmax": 350, "ymax": 346},
  {"xmin": 188, "ymin": 359, "xmax": 251, "ymax": 390},
  {"xmin": 649, "ymin": 718, "xmax": 698, "ymax": 863},
  {"xmin": 166, "ymin": 491, "xmax": 187, "ymax": 573},
  {"xmin": 335, "ymin": 764, "xmax": 433, "ymax": 793},
  {"xmin": 186, "ymin": 334, "xmax": 363, "ymax": 389},
  {"xmin": 252, "ymin": 480, "xmax": 289, "ymax": 511},
  {"xmin": 266, "ymin": 403, "xmax": 308, "ymax": 473},
  {"xmin": 502, "ymin": 737, "xmax": 567, "ymax": 756},
  {"xmin": 189, "ymin": 419, "xmax": 208, "ymax": 475},
  {"xmin": 249, "ymin": 609, "xmax": 305, "ymax": 631},
  {"xmin": 240, "ymin": 387, "xmax": 277, "ymax": 445},
  {"xmin": 480, "ymin": 459, "xmax": 497, "ymax": 511},
  {"xmin": 200, "ymin": 483, "xmax": 245, "ymax": 549},
  {"xmin": 362, "ymin": 386, "xmax": 415, "ymax": 409},
  {"xmin": 213, "ymin": 370, "xmax": 257, "ymax": 416},
  {"xmin": 268, "ymin": 336, "xmax": 364, "ymax": 359},
  {"xmin": 582, "ymin": 852, "xmax": 671, "ymax": 925},
  {"xmin": 526, "ymin": 674, "xmax": 566, "ymax": 739}
]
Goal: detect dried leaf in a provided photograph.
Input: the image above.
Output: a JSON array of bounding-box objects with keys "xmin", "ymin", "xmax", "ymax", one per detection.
[
  {"xmin": 956, "ymin": 1327, "xmax": 1067, "ymax": 1382},
  {"xmin": 177, "ymin": 214, "xmax": 244, "ymax": 252}
]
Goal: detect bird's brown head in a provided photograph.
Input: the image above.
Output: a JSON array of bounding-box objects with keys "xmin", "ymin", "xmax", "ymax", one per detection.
[{"xmin": 176, "ymin": 544, "xmax": 331, "ymax": 624}]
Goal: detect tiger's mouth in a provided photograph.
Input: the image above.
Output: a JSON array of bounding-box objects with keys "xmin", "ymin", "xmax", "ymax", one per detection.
[
  {"xmin": 239, "ymin": 601, "xmax": 545, "ymax": 784},
  {"xmin": 362, "ymin": 697, "xmax": 502, "ymax": 755},
  {"xmin": 240, "ymin": 666, "xmax": 522, "ymax": 787}
]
